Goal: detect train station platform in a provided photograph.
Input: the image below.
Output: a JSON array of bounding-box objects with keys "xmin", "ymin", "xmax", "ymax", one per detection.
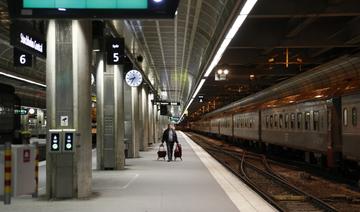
[{"xmin": 4, "ymin": 131, "xmax": 276, "ymax": 212}]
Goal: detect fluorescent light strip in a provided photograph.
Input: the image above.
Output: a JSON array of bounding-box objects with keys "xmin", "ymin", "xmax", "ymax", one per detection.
[
  {"xmin": 0, "ymin": 72, "xmax": 47, "ymax": 88},
  {"xmin": 204, "ymin": 0, "xmax": 257, "ymax": 77},
  {"xmin": 192, "ymin": 79, "xmax": 206, "ymax": 99},
  {"xmin": 181, "ymin": 0, "xmax": 258, "ymax": 122},
  {"xmin": 240, "ymin": 0, "xmax": 258, "ymax": 15}
]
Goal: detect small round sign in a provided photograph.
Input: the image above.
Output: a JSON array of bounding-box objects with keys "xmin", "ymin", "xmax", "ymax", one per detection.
[
  {"xmin": 66, "ymin": 143, "xmax": 72, "ymax": 149},
  {"xmin": 52, "ymin": 144, "xmax": 58, "ymax": 150}
]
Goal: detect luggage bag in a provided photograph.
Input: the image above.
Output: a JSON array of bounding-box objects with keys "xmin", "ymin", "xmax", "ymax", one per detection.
[
  {"xmin": 157, "ymin": 144, "xmax": 167, "ymax": 160},
  {"xmin": 174, "ymin": 143, "xmax": 182, "ymax": 161}
]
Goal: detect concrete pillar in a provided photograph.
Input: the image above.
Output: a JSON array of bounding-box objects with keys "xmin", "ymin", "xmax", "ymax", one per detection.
[
  {"xmin": 124, "ymin": 85, "xmax": 141, "ymax": 158},
  {"xmin": 148, "ymin": 94, "xmax": 154, "ymax": 145},
  {"xmin": 96, "ymin": 53, "xmax": 125, "ymax": 170},
  {"xmin": 131, "ymin": 87, "xmax": 140, "ymax": 157},
  {"xmin": 154, "ymin": 105, "xmax": 160, "ymax": 143},
  {"xmin": 46, "ymin": 20, "xmax": 92, "ymax": 199},
  {"xmin": 138, "ymin": 87, "xmax": 144, "ymax": 151},
  {"xmin": 140, "ymin": 87, "xmax": 149, "ymax": 150},
  {"xmin": 124, "ymin": 84, "xmax": 132, "ymax": 157}
]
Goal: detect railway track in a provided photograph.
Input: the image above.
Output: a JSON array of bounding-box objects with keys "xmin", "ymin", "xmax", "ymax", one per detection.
[{"xmin": 187, "ymin": 133, "xmax": 338, "ymax": 212}]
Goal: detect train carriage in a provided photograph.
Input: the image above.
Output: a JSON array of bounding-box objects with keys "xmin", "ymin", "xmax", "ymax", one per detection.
[
  {"xmin": 342, "ymin": 93, "xmax": 360, "ymax": 162},
  {"xmin": 233, "ymin": 111, "xmax": 260, "ymax": 141},
  {"xmin": 261, "ymin": 101, "xmax": 329, "ymax": 154},
  {"xmin": 219, "ymin": 115, "xmax": 233, "ymax": 137}
]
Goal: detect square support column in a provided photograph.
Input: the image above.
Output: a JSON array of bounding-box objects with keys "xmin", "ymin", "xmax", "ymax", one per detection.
[
  {"xmin": 46, "ymin": 20, "xmax": 92, "ymax": 199},
  {"xmin": 96, "ymin": 53, "xmax": 125, "ymax": 170}
]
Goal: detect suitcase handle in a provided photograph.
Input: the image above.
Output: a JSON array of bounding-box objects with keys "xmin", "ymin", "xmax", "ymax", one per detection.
[{"xmin": 159, "ymin": 144, "xmax": 166, "ymax": 151}]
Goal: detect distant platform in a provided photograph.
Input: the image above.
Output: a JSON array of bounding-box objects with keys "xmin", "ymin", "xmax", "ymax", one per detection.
[{"xmin": 6, "ymin": 131, "xmax": 276, "ymax": 212}]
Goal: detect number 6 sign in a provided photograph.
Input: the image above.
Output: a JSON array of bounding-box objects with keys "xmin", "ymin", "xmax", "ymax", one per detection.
[{"xmin": 14, "ymin": 48, "xmax": 32, "ymax": 67}]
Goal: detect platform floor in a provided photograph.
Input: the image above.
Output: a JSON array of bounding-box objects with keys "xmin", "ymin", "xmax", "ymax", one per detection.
[{"xmin": 3, "ymin": 131, "xmax": 276, "ymax": 212}]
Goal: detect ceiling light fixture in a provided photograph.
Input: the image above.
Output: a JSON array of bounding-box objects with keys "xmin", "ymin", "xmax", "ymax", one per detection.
[
  {"xmin": 0, "ymin": 71, "xmax": 47, "ymax": 88},
  {"xmin": 180, "ymin": 0, "xmax": 258, "ymax": 122},
  {"xmin": 204, "ymin": 0, "xmax": 258, "ymax": 77},
  {"xmin": 192, "ymin": 79, "xmax": 206, "ymax": 99}
]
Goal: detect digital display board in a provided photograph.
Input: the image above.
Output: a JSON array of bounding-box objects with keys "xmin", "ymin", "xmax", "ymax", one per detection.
[
  {"xmin": 23, "ymin": 0, "xmax": 148, "ymax": 9},
  {"xmin": 7, "ymin": 0, "xmax": 180, "ymax": 19}
]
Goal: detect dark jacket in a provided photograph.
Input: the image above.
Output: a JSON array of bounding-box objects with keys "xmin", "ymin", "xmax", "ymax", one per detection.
[{"xmin": 162, "ymin": 128, "xmax": 178, "ymax": 143}]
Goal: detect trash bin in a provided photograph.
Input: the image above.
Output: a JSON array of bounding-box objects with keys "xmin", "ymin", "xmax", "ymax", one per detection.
[{"xmin": 11, "ymin": 145, "xmax": 36, "ymax": 196}]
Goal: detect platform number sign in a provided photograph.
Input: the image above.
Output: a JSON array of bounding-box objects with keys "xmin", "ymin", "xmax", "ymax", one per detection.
[
  {"xmin": 106, "ymin": 38, "xmax": 125, "ymax": 65},
  {"xmin": 14, "ymin": 48, "xmax": 32, "ymax": 67}
]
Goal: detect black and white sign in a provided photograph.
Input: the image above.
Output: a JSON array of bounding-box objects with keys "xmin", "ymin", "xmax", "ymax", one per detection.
[
  {"xmin": 64, "ymin": 132, "xmax": 74, "ymax": 151},
  {"xmin": 60, "ymin": 116, "xmax": 69, "ymax": 127},
  {"xmin": 13, "ymin": 48, "xmax": 32, "ymax": 67},
  {"xmin": 198, "ymin": 95, "xmax": 204, "ymax": 103},
  {"xmin": 152, "ymin": 100, "xmax": 181, "ymax": 106},
  {"xmin": 10, "ymin": 22, "xmax": 47, "ymax": 58},
  {"xmin": 106, "ymin": 37, "xmax": 125, "ymax": 65},
  {"xmin": 50, "ymin": 133, "xmax": 60, "ymax": 152}
]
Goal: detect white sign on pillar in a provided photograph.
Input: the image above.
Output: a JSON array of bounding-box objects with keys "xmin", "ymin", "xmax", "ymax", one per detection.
[{"xmin": 60, "ymin": 116, "xmax": 69, "ymax": 127}]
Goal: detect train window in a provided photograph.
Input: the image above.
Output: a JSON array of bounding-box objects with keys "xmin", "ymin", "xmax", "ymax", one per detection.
[
  {"xmin": 270, "ymin": 115, "xmax": 273, "ymax": 128},
  {"xmin": 274, "ymin": 114, "xmax": 278, "ymax": 128},
  {"xmin": 266, "ymin": 116, "xmax": 269, "ymax": 128},
  {"xmin": 343, "ymin": 108, "xmax": 348, "ymax": 127},
  {"xmin": 327, "ymin": 110, "xmax": 331, "ymax": 130},
  {"xmin": 297, "ymin": 113, "xmax": 302, "ymax": 129},
  {"xmin": 305, "ymin": 112, "xmax": 310, "ymax": 130},
  {"xmin": 313, "ymin": 111, "xmax": 319, "ymax": 131},
  {"xmin": 290, "ymin": 113, "xmax": 295, "ymax": 129},
  {"xmin": 279, "ymin": 114, "xmax": 283, "ymax": 128},
  {"xmin": 285, "ymin": 114, "xmax": 289, "ymax": 129},
  {"xmin": 352, "ymin": 108, "xmax": 357, "ymax": 127}
]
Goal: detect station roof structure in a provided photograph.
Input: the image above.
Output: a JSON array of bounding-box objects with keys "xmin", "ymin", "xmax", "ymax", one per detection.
[{"xmin": 0, "ymin": 0, "xmax": 359, "ymax": 117}]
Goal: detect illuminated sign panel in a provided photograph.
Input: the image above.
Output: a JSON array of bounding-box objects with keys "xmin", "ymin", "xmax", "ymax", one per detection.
[
  {"xmin": 8, "ymin": 0, "xmax": 180, "ymax": 19},
  {"xmin": 23, "ymin": 0, "xmax": 148, "ymax": 9}
]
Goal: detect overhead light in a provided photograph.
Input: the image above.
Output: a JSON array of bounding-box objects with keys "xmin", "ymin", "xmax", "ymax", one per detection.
[
  {"xmin": 315, "ymin": 95, "xmax": 323, "ymax": 98},
  {"xmin": 225, "ymin": 15, "xmax": 247, "ymax": 39},
  {"xmin": 28, "ymin": 108, "xmax": 35, "ymax": 115},
  {"xmin": 203, "ymin": 0, "xmax": 258, "ymax": 77},
  {"xmin": 250, "ymin": 74, "xmax": 255, "ymax": 80},
  {"xmin": 181, "ymin": 0, "xmax": 258, "ymax": 121},
  {"xmin": 224, "ymin": 69, "xmax": 229, "ymax": 75},
  {"xmin": 240, "ymin": 0, "xmax": 258, "ymax": 15},
  {"xmin": 289, "ymin": 100, "xmax": 294, "ymax": 103},
  {"xmin": 0, "ymin": 71, "xmax": 46, "ymax": 88},
  {"xmin": 192, "ymin": 79, "xmax": 206, "ymax": 99},
  {"xmin": 217, "ymin": 69, "xmax": 223, "ymax": 75},
  {"xmin": 175, "ymin": 10, "xmax": 178, "ymax": 16},
  {"xmin": 58, "ymin": 8, "xmax": 66, "ymax": 11},
  {"xmin": 153, "ymin": 0, "xmax": 163, "ymax": 3}
]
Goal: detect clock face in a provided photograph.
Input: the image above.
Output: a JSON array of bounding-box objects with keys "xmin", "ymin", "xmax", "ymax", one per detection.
[{"xmin": 125, "ymin": 70, "xmax": 143, "ymax": 87}]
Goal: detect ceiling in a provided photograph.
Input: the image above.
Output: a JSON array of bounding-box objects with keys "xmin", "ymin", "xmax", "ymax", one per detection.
[
  {"xmin": 126, "ymin": 0, "xmax": 242, "ymax": 106},
  {"xmin": 0, "ymin": 0, "xmax": 243, "ymax": 114},
  {"xmin": 187, "ymin": 0, "xmax": 360, "ymax": 120},
  {"xmin": 1, "ymin": 0, "xmax": 360, "ymax": 117}
]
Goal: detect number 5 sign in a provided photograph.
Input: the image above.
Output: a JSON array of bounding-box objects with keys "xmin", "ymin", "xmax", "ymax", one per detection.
[
  {"xmin": 14, "ymin": 48, "xmax": 32, "ymax": 67},
  {"xmin": 106, "ymin": 37, "xmax": 125, "ymax": 65}
]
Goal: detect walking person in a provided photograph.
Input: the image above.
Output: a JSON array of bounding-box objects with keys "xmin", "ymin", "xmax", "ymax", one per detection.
[{"xmin": 161, "ymin": 124, "xmax": 178, "ymax": 162}]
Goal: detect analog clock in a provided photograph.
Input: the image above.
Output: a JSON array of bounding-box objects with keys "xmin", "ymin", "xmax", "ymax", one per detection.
[{"xmin": 125, "ymin": 70, "xmax": 143, "ymax": 87}]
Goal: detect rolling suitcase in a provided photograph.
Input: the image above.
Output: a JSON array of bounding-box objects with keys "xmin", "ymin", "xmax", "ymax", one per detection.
[
  {"xmin": 157, "ymin": 144, "xmax": 167, "ymax": 160},
  {"xmin": 174, "ymin": 143, "xmax": 182, "ymax": 161}
]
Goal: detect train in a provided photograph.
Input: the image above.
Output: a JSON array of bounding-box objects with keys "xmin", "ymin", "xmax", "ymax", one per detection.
[
  {"xmin": 189, "ymin": 54, "xmax": 360, "ymax": 172},
  {"xmin": 0, "ymin": 83, "xmax": 21, "ymax": 145}
]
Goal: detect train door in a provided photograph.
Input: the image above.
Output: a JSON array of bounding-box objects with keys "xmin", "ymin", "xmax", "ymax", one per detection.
[{"xmin": 326, "ymin": 97, "xmax": 342, "ymax": 168}]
